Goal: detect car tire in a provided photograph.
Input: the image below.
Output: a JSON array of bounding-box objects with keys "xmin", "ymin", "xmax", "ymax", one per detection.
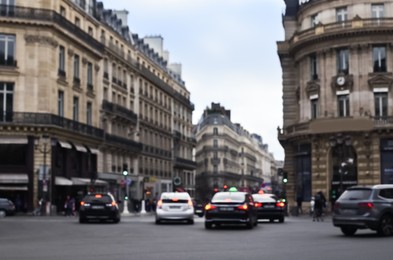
[
  {"xmin": 340, "ymin": 227, "xmax": 357, "ymax": 236},
  {"xmin": 155, "ymin": 219, "xmax": 161, "ymax": 225},
  {"xmin": 205, "ymin": 222, "xmax": 212, "ymax": 229},
  {"xmin": 188, "ymin": 219, "xmax": 194, "ymax": 225},
  {"xmin": 279, "ymin": 217, "xmax": 285, "ymax": 223},
  {"xmin": 246, "ymin": 220, "xmax": 254, "ymax": 229},
  {"xmin": 269, "ymin": 219, "xmax": 274, "ymax": 223},
  {"xmin": 113, "ymin": 218, "xmax": 120, "ymax": 224},
  {"xmin": 0, "ymin": 210, "xmax": 6, "ymax": 218},
  {"xmin": 79, "ymin": 217, "xmax": 87, "ymax": 224},
  {"xmin": 377, "ymin": 214, "xmax": 393, "ymax": 236}
]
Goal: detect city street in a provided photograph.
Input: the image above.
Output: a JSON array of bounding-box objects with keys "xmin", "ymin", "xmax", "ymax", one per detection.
[{"xmin": 0, "ymin": 214, "xmax": 392, "ymax": 260}]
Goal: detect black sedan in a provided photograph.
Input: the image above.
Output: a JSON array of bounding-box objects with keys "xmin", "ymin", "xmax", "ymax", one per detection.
[
  {"xmin": 204, "ymin": 191, "xmax": 258, "ymax": 229},
  {"xmin": 79, "ymin": 193, "xmax": 120, "ymax": 223},
  {"xmin": 252, "ymin": 193, "xmax": 285, "ymax": 223}
]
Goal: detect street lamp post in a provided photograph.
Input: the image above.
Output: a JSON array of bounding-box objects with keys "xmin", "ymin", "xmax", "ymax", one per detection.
[
  {"xmin": 122, "ymin": 164, "xmax": 130, "ymax": 215},
  {"xmin": 35, "ymin": 135, "xmax": 51, "ymax": 216}
]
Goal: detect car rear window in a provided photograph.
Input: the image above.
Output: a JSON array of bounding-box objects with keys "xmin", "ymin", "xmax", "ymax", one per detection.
[
  {"xmin": 339, "ymin": 189, "xmax": 372, "ymax": 200},
  {"xmin": 83, "ymin": 194, "xmax": 112, "ymax": 203},
  {"xmin": 211, "ymin": 192, "xmax": 246, "ymax": 203},
  {"xmin": 161, "ymin": 193, "xmax": 190, "ymax": 203},
  {"xmin": 252, "ymin": 194, "xmax": 276, "ymax": 202}
]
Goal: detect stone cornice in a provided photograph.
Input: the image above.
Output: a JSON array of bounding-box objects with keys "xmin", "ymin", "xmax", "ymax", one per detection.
[{"xmin": 24, "ymin": 35, "xmax": 58, "ymax": 48}]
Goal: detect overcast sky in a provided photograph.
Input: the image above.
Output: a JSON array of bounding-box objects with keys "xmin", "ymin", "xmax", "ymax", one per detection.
[{"xmin": 101, "ymin": 0, "xmax": 286, "ymax": 160}]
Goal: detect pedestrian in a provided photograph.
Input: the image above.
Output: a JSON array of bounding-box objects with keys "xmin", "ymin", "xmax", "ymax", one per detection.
[
  {"xmin": 296, "ymin": 193, "xmax": 303, "ymax": 215},
  {"xmin": 64, "ymin": 196, "xmax": 75, "ymax": 216},
  {"xmin": 313, "ymin": 191, "xmax": 326, "ymax": 222}
]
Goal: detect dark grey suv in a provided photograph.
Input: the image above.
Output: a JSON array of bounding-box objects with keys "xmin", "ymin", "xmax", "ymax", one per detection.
[
  {"xmin": 0, "ymin": 198, "xmax": 16, "ymax": 217},
  {"xmin": 332, "ymin": 185, "xmax": 393, "ymax": 236}
]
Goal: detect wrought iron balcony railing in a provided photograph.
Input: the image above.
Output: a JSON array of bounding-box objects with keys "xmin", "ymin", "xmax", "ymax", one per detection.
[
  {"xmin": 0, "ymin": 5, "xmax": 104, "ymax": 52},
  {"xmin": 101, "ymin": 100, "xmax": 138, "ymax": 123}
]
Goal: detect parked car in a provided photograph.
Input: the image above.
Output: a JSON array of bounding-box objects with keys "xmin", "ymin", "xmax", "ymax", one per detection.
[
  {"xmin": 0, "ymin": 198, "xmax": 16, "ymax": 217},
  {"xmin": 79, "ymin": 193, "xmax": 120, "ymax": 223},
  {"xmin": 204, "ymin": 191, "xmax": 258, "ymax": 229},
  {"xmin": 252, "ymin": 193, "xmax": 285, "ymax": 223},
  {"xmin": 332, "ymin": 184, "xmax": 393, "ymax": 236},
  {"xmin": 155, "ymin": 192, "xmax": 194, "ymax": 224}
]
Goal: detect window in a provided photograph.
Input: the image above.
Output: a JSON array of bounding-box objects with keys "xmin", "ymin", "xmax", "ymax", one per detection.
[
  {"xmin": 58, "ymin": 91, "xmax": 64, "ymax": 117},
  {"xmin": 371, "ymin": 4, "xmax": 384, "ymax": 19},
  {"xmin": 73, "ymin": 96, "xmax": 79, "ymax": 121},
  {"xmin": 310, "ymin": 53, "xmax": 318, "ymax": 80},
  {"xmin": 88, "ymin": 27, "xmax": 93, "ymax": 36},
  {"xmin": 311, "ymin": 98, "xmax": 318, "ymax": 119},
  {"xmin": 373, "ymin": 46, "xmax": 387, "ymax": 72},
  {"xmin": 73, "ymin": 55, "xmax": 80, "ymax": 81},
  {"xmin": 0, "ymin": 0, "xmax": 15, "ymax": 15},
  {"xmin": 58, "ymin": 45, "xmax": 65, "ymax": 76},
  {"xmin": 0, "ymin": 82, "xmax": 13, "ymax": 122},
  {"xmin": 86, "ymin": 102, "xmax": 92, "ymax": 125},
  {"xmin": 213, "ymin": 139, "xmax": 218, "ymax": 148},
  {"xmin": 338, "ymin": 94, "xmax": 350, "ymax": 117},
  {"xmin": 311, "ymin": 14, "xmax": 318, "ymax": 27},
  {"xmin": 374, "ymin": 92, "xmax": 388, "ymax": 117},
  {"xmin": 60, "ymin": 6, "xmax": 66, "ymax": 17},
  {"xmin": 0, "ymin": 34, "xmax": 15, "ymax": 66},
  {"xmin": 213, "ymin": 127, "xmax": 218, "ymax": 135},
  {"xmin": 337, "ymin": 48, "xmax": 349, "ymax": 75},
  {"xmin": 336, "ymin": 7, "xmax": 348, "ymax": 22},
  {"xmin": 87, "ymin": 62, "xmax": 93, "ymax": 90},
  {"xmin": 75, "ymin": 17, "xmax": 80, "ymax": 27}
]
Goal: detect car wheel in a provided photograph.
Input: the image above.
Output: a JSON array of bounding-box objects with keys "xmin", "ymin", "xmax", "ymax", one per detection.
[
  {"xmin": 279, "ymin": 217, "xmax": 285, "ymax": 223},
  {"xmin": 187, "ymin": 219, "xmax": 194, "ymax": 224},
  {"xmin": 246, "ymin": 219, "xmax": 254, "ymax": 229},
  {"xmin": 79, "ymin": 217, "xmax": 86, "ymax": 224},
  {"xmin": 205, "ymin": 222, "xmax": 212, "ymax": 229},
  {"xmin": 155, "ymin": 219, "xmax": 161, "ymax": 225},
  {"xmin": 269, "ymin": 219, "xmax": 274, "ymax": 223},
  {"xmin": 0, "ymin": 210, "xmax": 6, "ymax": 218},
  {"xmin": 377, "ymin": 214, "xmax": 393, "ymax": 236},
  {"xmin": 340, "ymin": 227, "xmax": 357, "ymax": 236},
  {"xmin": 113, "ymin": 218, "xmax": 120, "ymax": 224}
]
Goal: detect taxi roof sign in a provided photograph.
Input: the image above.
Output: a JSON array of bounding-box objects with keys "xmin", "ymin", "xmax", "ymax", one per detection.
[{"xmin": 228, "ymin": 187, "xmax": 238, "ymax": 192}]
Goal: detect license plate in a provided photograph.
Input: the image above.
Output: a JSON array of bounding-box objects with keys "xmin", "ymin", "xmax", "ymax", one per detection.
[
  {"xmin": 92, "ymin": 205, "xmax": 104, "ymax": 209},
  {"xmin": 220, "ymin": 207, "xmax": 234, "ymax": 211},
  {"xmin": 169, "ymin": 206, "xmax": 181, "ymax": 209},
  {"xmin": 264, "ymin": 205, "xmax": 274, "ymax": 208},
  {"xmin": 195, "ymin": 210, "xmax": 202, "ymax": 213},
  {"xmin": 341, "ymin": 209, "xmax": 355, "ymax": 215}
]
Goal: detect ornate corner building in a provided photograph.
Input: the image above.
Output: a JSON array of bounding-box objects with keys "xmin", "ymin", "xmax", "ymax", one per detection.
[
  {"xmin": 0, "ymin": 0, "xmax": 196, "ymax": 213},
  {"xmin": 194, "ymin": 103, "xmax": 277, "ymax": 202},
  {"xmin": 277, "ymin": 0, "xmax": 393, "ymax": 206}
]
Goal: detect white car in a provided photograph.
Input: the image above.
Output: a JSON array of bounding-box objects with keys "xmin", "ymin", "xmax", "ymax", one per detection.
[{"xmin": 155, "ymin": 192, "xmax": 194, "ymax": 224}]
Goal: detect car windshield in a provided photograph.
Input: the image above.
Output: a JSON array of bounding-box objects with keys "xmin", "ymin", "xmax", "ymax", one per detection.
[
  {"xmin": 339, "ymin": 189, "xmax": 372, "ymax": 200},
  {"xmin": 211, "ymin": 192, "xmax": 245, "ymax": 203},
  {"xmin": 83, "ymin": 194, "xmax": 112, "ymax": 203}
]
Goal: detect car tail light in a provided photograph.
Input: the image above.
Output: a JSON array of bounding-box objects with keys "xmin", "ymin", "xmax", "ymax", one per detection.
[
  {"xmin": 205, "ymin": 203, "xmax": 217, "ymax": 211},
  {"xmin": 333, "ymin": 202, "xmax": 341, "ymax": 210},
  {"xmin": 80, "ymin": 201, "xmax": 90, "ymax": 207},
  {"xmin": 237, "ymin": 203, "xmax": 248, "ymax": 210},
  {"xmin": 255, "ymin": 202, "xmax": 263, "ymax": 208},
  {"xmin": 106, "ymin": 201, "xmax": 117, "ymax": 207},
  {"xmin": 358, "ymin": 202, "xmax": 374, "ymax": 209},
  {"xmin": 276, "ymin": 201, "xmax": 285, "ymax": 208},
  {"xmin": 187, "ymin": 199, "xmax": 193, "ymax": 207},
  {"xmin": 157, "ymin": 199, "xmax": 163, "ymax": 209},
  {"xmin": 95, "ymin": 194, "xmax": 102, "ymax": 198}
]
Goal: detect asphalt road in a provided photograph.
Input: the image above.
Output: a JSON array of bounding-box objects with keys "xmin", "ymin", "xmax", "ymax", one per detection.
[{"xmin": 0, "ymin": 214, "xmax": 392, "ymax": 260}]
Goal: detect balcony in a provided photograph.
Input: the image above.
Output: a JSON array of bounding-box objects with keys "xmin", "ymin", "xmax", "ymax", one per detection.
[
  {"xmin": 0, "ymin": 59, "xmax": 17, "ymax": 67},
  {"xmin": 101, "ymin": 100, "xmax": 137, "ymax": 123},
  {"xmin": 289, "ymin": 17, "xmax": 393, "ymax": 53},
  {"xmin": 0, "ymin": 112, "xmax": 104, "ymax": 139},
  {"xmin": 174, "ymin": 157, "xmax": 197, "ymax": 170},
  {"xmin": 0, "ymin": 5, "xmax": 104, "ymax": 52},
  {"xmin": 104, "ymin": 133, "xmax": 142, "ymax": 153}
]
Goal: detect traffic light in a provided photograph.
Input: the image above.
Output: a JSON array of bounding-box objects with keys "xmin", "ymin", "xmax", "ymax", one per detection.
[
  {"xmin": 122, "ymin": 163, "xmax": 128, "ymax": 176},
  {"xmin": 331, "ymin": 189, "xmax": 338, "ymax": 200},
  {"xmin": 282, "ymin": 171, "xmax": 288, "ymax": 184}
]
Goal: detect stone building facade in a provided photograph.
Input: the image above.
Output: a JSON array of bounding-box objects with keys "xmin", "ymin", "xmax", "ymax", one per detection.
[
  {"xmin": 0, "ymin": 0, "xmax": 195, "ymax": 213},
  {"xmin": 194, "ymin": 103, "xmax": 277, "ymax": 202},
  {"xmin": 277, "ymin": 0, "xmax": 393, "ymax": 209}
]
